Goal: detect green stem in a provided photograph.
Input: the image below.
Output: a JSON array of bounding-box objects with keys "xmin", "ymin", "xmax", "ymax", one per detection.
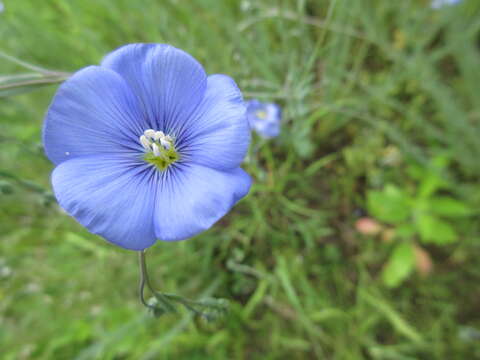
[
  {"xmin": 137, "ymin": 255, "xmax": 155, "ymax": 310},
  {"xmin": 164, "ymin": 294, "xmax": 204, "ymax": 317},
  {"xmin": 0, "ymin": 75, "xmax": 69, "ymax": 91},
  {"xmin": 137, "ymin": 251, "xmax": 226, "ymax": 319},
  {"xmin": 138, "ymin": 250, "xmax": 176, "ymax": 313}
]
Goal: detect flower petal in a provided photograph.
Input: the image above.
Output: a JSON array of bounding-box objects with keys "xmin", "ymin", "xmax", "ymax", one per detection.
[
  {"xmin": 52, "ymin": 155, "xmax": 158, "ymax": 250},
  {"xmin": 101, "ymin": 44, "xmax": 207, "ymax": 134},
  {"xmin": 43, "ymin": 66, "xmax": 147, "ymax": 165},
  {"xmin": 248, "ymin": 102, "xmax": 281, "ymax": 139},
  {"xmin": 176, "ymin": 74, "xmax": 250, "ymax": 171},
  {"xmin": 154, "ymin": 164, "xmax": 251, "ymax": 241}
]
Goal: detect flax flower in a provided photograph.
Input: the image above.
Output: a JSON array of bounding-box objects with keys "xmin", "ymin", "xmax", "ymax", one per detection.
[{"xmin": 43, "ymin": 44, "xmax": 251, "ymax": 250}]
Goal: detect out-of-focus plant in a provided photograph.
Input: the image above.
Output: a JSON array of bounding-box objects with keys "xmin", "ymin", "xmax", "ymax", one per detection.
[
  {"xmin": 245, "ymin": 99, "xmax": 282, "ymax": 139},
  {"xmin": 367, "ymin": 155, "xmax": 471, "ymax": 287},
  {"xmin": 0, "ymin": 50, "xmax": 69, "ymax": 204},
  {"xmin": 0, "ymin": 50, "xmax": 70, "ymax": 97},
  {"xmin": 431, "ymin": 0, "xmax": 462, "ymax": 9}
]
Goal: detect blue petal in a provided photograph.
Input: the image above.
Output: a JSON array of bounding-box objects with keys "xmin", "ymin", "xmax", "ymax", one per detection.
[
  {"xmin": 247, "ymin": 101, "xmax": 281, "ymax": 138},
  {"xmin": 154, "ymin": 164, "xmax": 251, "ymax": 241},
  {"xmin": 176, "ymin": 75, "xmax": 250, "ymax": 171},
  {"xmin": 52, "ymin": 155, "xmax": 157, "ymax": 250},
  {"xmin": 43, "ymin": 66, "xmax": 147, "ymax": 165},
  {"xmin": 245, "ymin": 99, "xmax": 261, "ymax": 110},
  {"xmin": 101, "ymin": 44, "xmax": 207, "ymax": 134}
]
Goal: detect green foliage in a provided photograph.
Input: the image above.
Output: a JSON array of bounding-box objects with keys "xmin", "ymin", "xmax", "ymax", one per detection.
[
  {"xmin": 1, "ymin": 0, "xmax": 480, "ymax": 359},
  {"xmin": 382, "ymin": 242, "xmax": 415, "ymax": 288},
  {"xmin": 0, "ymin": 51, "xmax": 69, "ymax": 97},
  {"xmin": 417, "ymin": 214, "xmax": 457, "ymax": 244},
  {"xmin": 368, "ymin": 184, "xmax": 411, "ymax": 224},
  {"xmin": 367, "ymin": 173, "xmax": 468, "ymax": 246},
  {"xmin": 367, "ymin": 155, "xmax": 473, "ymax": 287}
]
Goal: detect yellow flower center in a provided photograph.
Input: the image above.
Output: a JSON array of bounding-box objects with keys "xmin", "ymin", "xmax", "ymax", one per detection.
[
  {"xmin": 255, "ymin": 110, "xmax": 268, "ymax": 120},
  {"xmin": 139, "ymin": 129, "xmax": 179, "ymax": 170}
]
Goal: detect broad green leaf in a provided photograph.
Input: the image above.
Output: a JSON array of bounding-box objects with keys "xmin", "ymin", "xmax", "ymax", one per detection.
[
  {"xmin": 417, "ymin": 172, "xmax": 446, "ymax": 198},
  {"xmin": 417, "ymin": 214, "xmax": 458, "ymax": 244},
  {"xmin": 382, "ymin": 242, "xmax": 415, "ymax": 288},
  {"xmin": 367, "ymin": 184, "xmax": 410, "ymax": 224},
  {"xmin": 428, "ymin": 196, "xmax": 471, "ymax": 217},
  {"xmin": 416, "ymin": 156, "xmax": 450, "ymax": 198}
]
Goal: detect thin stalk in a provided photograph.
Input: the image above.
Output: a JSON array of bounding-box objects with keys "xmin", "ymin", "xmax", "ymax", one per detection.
[
  {"xmin": 137, "ymin": 251, "xmax": 226, "ymax": 319},
  {"xmin": 138, "ymin": 250, "xmax": 176, "ymax": 313},
  {"xmin": 0, "ymin": 75, "xmax": 69, "ymax": 91},
  {"xmin": 138, "ymin": 265, "xmax": 155, "ymax": 310}
]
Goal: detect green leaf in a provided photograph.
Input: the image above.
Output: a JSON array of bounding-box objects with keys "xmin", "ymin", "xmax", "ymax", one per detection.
[
  {"xmin": 382, "ymin": 242, "xmax": 415, "ymax": 288},
  {"xmin": 428, "ymin": 196, "xmax": 471, "ymax": 217},
  {"xmin": 415, "ymin": 156, "xmax": 450, "ymax": 198},
  {"xmin": 367, "ymin": 184, "xmax": 411, "ymax": 224},
  {"xmin": 417, "ymin": 214, "xmax": 458, "ymax": 244},
  {"xmin": 417, "ymin": 173, "xmax": 446, "ymax": 198}
]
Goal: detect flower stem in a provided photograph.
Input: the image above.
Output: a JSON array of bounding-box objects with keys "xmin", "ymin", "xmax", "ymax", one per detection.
[
  {"xmin": 138, "ymin": 250, "xmax": 176, "ymax": 313},
  {"xmin": 137, "ymin": 250, "xmax": 228, "ymax": 320}
]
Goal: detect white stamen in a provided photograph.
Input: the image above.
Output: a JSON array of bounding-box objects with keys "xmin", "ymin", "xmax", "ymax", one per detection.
[
  {"xmin": 65, "ymin": 152, "xmax": 70, "ymax": 156},
  {"xmin": 154, "ymin": 131, "xmax": 165, "ymax": 141},
  {"xmin": 160, "ymin": 138, "xmax": 171, "ymax": 150},
  {"xmin": 140, "ymin": 135, "xmax": 151, "ymax": 150},
  {"xmin": 140, "ymin": 129, "xmax": 176, "ymax": 161},
  {"xmin": 152, "ymin": 143, "xmax": 161, "ymax": 157},
  {"xmin": 144, "ymin": 129, "xmax": 156, "ymax": 139}
]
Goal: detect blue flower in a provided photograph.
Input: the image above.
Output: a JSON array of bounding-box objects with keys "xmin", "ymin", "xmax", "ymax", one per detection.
[
  {"xmin": 43, "ymin": 44, "xmax": 252, "ymax": 250},
  {"xmin": 431, "ymin": 0, "xmax": 462, "ymax": 9},
  {"xmin": 246, "ymin": 100, "xmax": 281, "ymax": 138}
]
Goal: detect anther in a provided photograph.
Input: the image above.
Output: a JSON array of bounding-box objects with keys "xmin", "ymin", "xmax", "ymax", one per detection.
[
  {"xmin": 144, "ymin": 129, "xmax": 156, "ymax": 139},
  {"xmin": 140, "ymin": 135, "xmax": 152, "ymax": 150},
  {"xmin": 154, "ymin": 131, "xmax": 165, "ymax": 141}
]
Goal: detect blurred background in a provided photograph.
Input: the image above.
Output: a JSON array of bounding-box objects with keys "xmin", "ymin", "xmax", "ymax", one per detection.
[{"xmin": 1, "ymin": 0, "xmax": 480, "ymax": 359}]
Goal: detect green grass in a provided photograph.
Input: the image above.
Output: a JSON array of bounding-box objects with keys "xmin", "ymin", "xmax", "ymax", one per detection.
[{"xmin": 1, "ymin": 0, "xmax": 480, "ymax": 359}]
